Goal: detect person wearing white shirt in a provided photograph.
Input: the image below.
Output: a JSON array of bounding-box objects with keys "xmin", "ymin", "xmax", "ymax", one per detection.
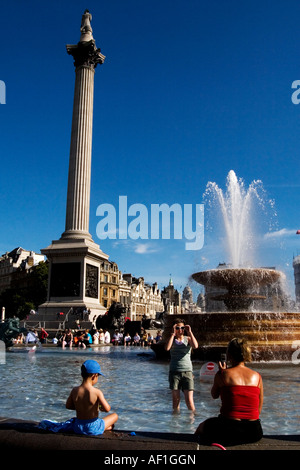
[{"xmin": 104, "ymin": 329, "xmax": 110, "ymax": 344}]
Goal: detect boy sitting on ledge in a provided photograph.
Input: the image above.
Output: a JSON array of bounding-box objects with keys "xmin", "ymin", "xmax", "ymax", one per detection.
[{"xmin": 39, "ymin": 360, "xmax": 118, "ymax": 435}]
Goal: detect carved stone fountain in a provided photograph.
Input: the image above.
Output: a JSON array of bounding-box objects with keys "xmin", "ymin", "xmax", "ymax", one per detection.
[{"xmin": 154, "ymin": 172, "xmax": 300, "ymax": 361}]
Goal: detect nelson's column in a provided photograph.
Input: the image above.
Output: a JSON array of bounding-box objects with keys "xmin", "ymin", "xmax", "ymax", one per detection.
[{"xmin": 39, "ymin": 11, "xmax": 109, "ymax": 324}]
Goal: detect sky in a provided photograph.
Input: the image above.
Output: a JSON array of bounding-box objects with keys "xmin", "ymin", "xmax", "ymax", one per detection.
[{"xmin": 1, "ymin": 0, "xmax": 300, "ymax": 300}]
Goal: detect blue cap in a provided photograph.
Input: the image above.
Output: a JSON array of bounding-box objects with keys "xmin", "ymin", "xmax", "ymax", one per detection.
[{"xmin": 82, "ymin": 360, "xmax": 104, "ymax": 376}]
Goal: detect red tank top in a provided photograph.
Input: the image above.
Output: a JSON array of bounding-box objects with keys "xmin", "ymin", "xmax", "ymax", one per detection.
[{"xmin": 220, "ymin": 374, "xmax": 261, "ymax": 420}]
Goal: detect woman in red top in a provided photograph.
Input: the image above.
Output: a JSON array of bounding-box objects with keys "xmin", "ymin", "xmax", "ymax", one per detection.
[{"xmin": 195, "ymin": 338, "xmax": 263, "ymax": 446}]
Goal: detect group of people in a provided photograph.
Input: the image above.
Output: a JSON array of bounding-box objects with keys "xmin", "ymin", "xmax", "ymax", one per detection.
[
  {"xmin": 55, "ymin": 328, "xmax": 111, "ymax": 349},
  {"xmin": 165, "ymin": 318, "xmax": 264, "ymax": 446},
  {"xmin": 55, "ymin": 328, "xmax": 162, "ymax": 348},
  {"xmin": 13, "ymin": 327, "xmax": 49, "ymax": 346},
  {"xmin": 17, "ymin": 326, "xmax": 163, "ymax": 349},
  {"xmin": 123, "ymin": 330, "xmax": 162, "ymax": 346},
  {"xmin": 27, "ymin": 318, "xmax": 264, "ymax": 446}
]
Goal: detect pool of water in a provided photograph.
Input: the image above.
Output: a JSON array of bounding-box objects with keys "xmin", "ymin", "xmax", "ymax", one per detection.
[{"xmin": 0, "ymin": 345, "xmax": 299, "ymax": 435}]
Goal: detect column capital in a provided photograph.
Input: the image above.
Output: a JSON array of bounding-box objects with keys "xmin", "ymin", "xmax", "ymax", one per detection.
[{"xmin": 66, "ymin": 40, "xmax": 105, "ymax": 69}]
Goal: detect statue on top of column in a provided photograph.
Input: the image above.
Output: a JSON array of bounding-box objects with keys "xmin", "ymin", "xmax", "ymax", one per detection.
[{"xmin": 80, "ymin": 9, "xmax": 94, "ymax": 43}]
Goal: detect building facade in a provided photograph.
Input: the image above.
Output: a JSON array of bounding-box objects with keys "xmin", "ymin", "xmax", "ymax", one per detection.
[
  {"xmin": 161, "ymin": 278, "xmax": 182, "ymax": 315},
  {"xmin": 293, "ymin": 255, "xmax": 300, "ymax": 305},
  {"xmin": 0, "ymin": 247, "xmax": 45, "ymax": 294},
  {"xmin": 181, "ymin": 285, "xmax": 202, "ymax": 313},
  {"xmin": 119, "ymin": 274, "xmax": 164, "ymax": 321},
  {"xmin": 99, "ymin": 260, "xmax": 119, "ymax": 309}
]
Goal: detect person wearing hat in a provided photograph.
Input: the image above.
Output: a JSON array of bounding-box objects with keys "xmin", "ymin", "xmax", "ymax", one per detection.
[{"xmin": 38, "ymin": 360, "xmax": 118, "ymax": 435}]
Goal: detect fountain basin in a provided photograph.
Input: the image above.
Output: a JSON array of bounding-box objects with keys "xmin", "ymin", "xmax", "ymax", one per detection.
[
  {"xmin": 192, "ymin": 268, "xmax": 281, "ymax": 289},
  {"xmin": 192, "ymin": 268, "xmax": 283, "ymax": 311},
  {"xmin": 156, "ymin": 311, "xmax": 300, "ymax": 362}
]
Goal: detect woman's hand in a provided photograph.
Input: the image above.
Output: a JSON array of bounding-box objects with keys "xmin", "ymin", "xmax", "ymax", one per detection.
[{"xmin": 185, "ymin": 324, "xmax": 192, "ymax": 335}]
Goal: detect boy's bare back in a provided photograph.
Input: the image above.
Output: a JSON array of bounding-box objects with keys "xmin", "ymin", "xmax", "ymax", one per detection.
[{"xmin": 66, "ymin": 380, "xmax": 111, "ymax": 420}]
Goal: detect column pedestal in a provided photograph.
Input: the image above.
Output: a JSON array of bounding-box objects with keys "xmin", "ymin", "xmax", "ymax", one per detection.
[{"xmin": 38, "ymin": 238, "xmax": 108, "ymax": 323}]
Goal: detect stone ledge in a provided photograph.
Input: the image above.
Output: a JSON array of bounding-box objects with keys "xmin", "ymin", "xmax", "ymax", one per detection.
[{"xmin": 0, "ymin": 417, "xmax": 299, "ymax": 451}]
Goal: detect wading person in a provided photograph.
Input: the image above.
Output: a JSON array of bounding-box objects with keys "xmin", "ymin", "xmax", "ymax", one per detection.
[
  {"xmin": 194, "ymin": 338, "xmax": 263, "ymax": 446},
  {"xmin": 165, "ymin": 318, "xmax": 198, "ymax": 412}
]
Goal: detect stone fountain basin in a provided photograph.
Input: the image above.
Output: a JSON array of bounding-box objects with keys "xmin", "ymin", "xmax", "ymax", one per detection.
[
  {"xmin": 155, "ymin": 310, "xmax": 300, "ymax": 361},
  {"xmin": 192, "ymin": 268, "xmax": 282, "ymax": 291}
]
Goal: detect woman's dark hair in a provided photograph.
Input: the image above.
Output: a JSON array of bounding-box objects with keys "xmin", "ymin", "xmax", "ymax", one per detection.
[
  {"xmin": 173, "ymin": 318, "xmax": 186, "ymax": 326},
  {"xmin": 227, "ymin": 338, "xmax": 251, "ymax": 363}
]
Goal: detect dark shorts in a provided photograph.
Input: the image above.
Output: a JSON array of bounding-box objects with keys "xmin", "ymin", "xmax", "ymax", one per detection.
[
  {"xmin": 199, "ymin": 415, "xmax": 263, "ymax": 446},
  {"xmin": 169, "ymin": 371, "xmax": 194, "ymax": 391}
]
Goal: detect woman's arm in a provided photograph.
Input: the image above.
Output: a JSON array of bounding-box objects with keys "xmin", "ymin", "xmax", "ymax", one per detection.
[
  {"xmin": 211, "ymin": 371, "xmax": 222, "ymax": 399},
  {"xmin": 185, "ymin": 325, "xmax": 198, "ymax": 349},
  {"xmin": 164, "ymin": 326, "xmax": 175, "ymax": 351}
]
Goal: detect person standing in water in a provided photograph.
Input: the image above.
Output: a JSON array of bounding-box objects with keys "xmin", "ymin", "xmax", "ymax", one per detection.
[{"xmin": 165, "ymin": 318, "xmax": 198, "ymax": 412}]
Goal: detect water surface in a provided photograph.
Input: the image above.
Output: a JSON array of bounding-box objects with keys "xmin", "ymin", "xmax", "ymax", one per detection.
[{"xmin": 0, "ymin": 346, "xmax": 299, "ymax": 435}]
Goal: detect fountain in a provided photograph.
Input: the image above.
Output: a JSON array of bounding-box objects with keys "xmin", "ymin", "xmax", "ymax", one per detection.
[
  {"xmin": 155, "ymin": 171, "xmax": 300, "ymax": 361},
  {"xmin": 192, "ymin": 267, "xmax": 281, "ymax": 312}
]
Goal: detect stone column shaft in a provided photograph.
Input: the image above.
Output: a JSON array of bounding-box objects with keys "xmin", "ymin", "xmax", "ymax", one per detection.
[
  {"xmin": 63, "ymin": 65, "xmax": 95, "ymax": 239},
  {"xmin": 61, "ymin": 9, "xmax": 105, "ymax": 241}
]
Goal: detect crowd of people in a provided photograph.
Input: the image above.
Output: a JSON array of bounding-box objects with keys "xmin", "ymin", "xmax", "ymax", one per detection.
[
  {"xmin": 54, "ymin": 327, "xmax": 163, "ymax": 348},
  {"xmin": 12, "ymin": 327, "xmax": 49, "ymax": 345},
  {"xmin": 15, "ymin": 326, "xmax": 163, "ymax": 349}
]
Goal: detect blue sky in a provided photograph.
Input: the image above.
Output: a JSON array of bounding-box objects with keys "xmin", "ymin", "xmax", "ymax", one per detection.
[{"xmin": 1, "ymin": 0, "xmax": 300, "ymax": 299}]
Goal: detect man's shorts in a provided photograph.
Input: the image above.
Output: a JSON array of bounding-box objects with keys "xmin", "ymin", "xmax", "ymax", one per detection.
[{"xmin": 169, "ymin": 370, "xmax": 194, "ymax": 391}]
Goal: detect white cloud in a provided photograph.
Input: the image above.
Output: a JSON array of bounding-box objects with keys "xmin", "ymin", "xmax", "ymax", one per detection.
[
  {"xmin": 134, "ymin": 243, "xmax": 158, "ymax": 254},
  {"xmin": 264, "ymin": 228, "xmax": 298, "ymax": 239}
]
